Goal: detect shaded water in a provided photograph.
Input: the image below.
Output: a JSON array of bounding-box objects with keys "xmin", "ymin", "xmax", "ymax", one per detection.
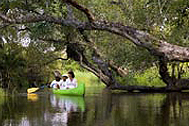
[{"xmin": 0, "ymin": 88, "xmax": 189, "ymax": 126}]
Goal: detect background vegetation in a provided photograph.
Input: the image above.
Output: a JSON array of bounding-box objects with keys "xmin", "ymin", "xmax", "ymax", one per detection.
[{"xmin": 0, "ymin": 0, "xmax": 188, "ymax": 92}]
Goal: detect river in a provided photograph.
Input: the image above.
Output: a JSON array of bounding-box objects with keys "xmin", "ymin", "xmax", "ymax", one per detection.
[{"xmin": 0, "ymin": 87, "xmax": 189, "ymax": 126}]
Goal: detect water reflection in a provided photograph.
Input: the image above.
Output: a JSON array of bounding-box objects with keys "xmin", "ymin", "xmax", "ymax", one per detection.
[
  {"xmin": 83, "ymin": 92, "xmax": 189, "ymax": 126},
  {"xmin": 47, "ymin": 95, "xmax": 85, "ymax": 126},
  {"xmin": 0, "ymin": 92, "xmax": 189, "ymax": 126},
  {"xmin": 0, "ymin": 94, "xmax": 85, "ymax": 126},
  {"xmin": 27, "ymin": 94, "xmax": 39, "ymax": 102},
  {"xmin": 50, "ymin": 95, "xmax": 85, "ymax": 112}
]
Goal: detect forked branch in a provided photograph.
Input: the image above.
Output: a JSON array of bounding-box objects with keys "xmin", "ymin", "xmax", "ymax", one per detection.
[{"xmin": 63, "ymin": 0, "xmax": 95, "ymax": 22}]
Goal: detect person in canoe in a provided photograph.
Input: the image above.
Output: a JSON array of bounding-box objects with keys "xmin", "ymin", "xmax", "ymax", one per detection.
[
  {"xmin": 50, "ymin": 71, "xmax": 63, "ymax": 89},
  {"xmin": 66, "ymin": 71, "xmax": 78, "ymax": 89},
  {"xmin": 59, "ymin": 74, "xmax": 68, "ymax": 90}
]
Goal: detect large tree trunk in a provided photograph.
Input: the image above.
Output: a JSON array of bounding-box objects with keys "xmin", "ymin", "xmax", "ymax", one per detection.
[
  {"xmin": 66, "ymin": 42, "xmax": 189, "ymax": 92},
  {"xmin": 158, "ymin": 58, "xmax": 189, "ymax": 91},
  {"xmin": 66, "ymin": 43, "xmax": 118, "ymax": 87},
  {"xmin": 158, "ymin": 58, "xmax": 176, "ymax": 88}
]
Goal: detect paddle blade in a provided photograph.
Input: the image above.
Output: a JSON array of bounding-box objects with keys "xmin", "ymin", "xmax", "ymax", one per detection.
[{"xmin": 27, "ymin": 87, "xmax": 39, "ymax": 94}]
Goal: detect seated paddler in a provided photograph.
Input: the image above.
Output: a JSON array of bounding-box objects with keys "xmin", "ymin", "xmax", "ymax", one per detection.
[
  {"xmin": 66, "ymin": 71, "xmax": 78, "ymax": 89},
  {"xmin": 50, "ymin": 70, "xmax": 63, "ymax": 89}
]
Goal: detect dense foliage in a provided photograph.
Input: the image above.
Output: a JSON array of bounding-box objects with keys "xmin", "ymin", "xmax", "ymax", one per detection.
[
  {"xmin": 0, "ymin": 0, "xmax": 189, "ymax": 91},
  {"xmin": 0, "ymin": 40, "xmax": 65, "ymax": 89}
]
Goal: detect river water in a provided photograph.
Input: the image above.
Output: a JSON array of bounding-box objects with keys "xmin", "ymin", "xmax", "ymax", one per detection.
[{"xmin": 0, "ymin": 88, "xmax": 189, "ymax": 126}]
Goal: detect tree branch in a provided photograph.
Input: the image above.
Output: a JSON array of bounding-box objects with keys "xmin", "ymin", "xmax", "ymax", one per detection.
[
  {"xmin": 63, "ymin": 0, "xmax": 95, "ymax": 22},
  {"xmin": 0, "ymin": 12, "xmax": 82, "ymax": 27},
  {"xmin": 38, "ymin": 38, "xmax": 68, "ymax": 44},
  {"xmin": 44, "ymin": 57, "xmax": 68, "ymax": 65},
  {"xmin": 108, "ymin": 60, "xmax": 129, "ymax": 77},
  {"xmin": 79, "ymin": 29, "xmax": 128, "ymax": 77},
  {"xmin": 1, "ymin": 2, "xmax": 189, "ymax": 62}
]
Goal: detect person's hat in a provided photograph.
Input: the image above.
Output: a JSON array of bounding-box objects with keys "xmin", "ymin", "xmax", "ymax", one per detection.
[
  {"xmin": 54, "ymin": 70, "xmax": 62, "ymax": 78},
  {"xmin": 62, "ymin": 74, "xmax": 68, "ymax": 78}
]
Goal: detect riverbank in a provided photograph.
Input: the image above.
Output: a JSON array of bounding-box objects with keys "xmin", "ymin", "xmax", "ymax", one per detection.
[{"xmin": 117, "ymin": 66, "xmax": 166, "ymax": 87}]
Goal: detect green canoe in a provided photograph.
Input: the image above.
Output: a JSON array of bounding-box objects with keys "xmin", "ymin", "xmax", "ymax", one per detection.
[{"xmin": 52, "ymin": 83, "xmax": 85, "ymax": 96}]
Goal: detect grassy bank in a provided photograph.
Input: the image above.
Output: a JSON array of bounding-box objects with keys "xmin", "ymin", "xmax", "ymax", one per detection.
[
  {"xmin": 134, "ymin": 67, "xmax": 166, "ymax": 87},
  {"xmin": 62, "ymin": 66, "xmax": 167, "ymax": 88},
  {"xmin": 75, "ymin": 71, "xmax": 104, "ymax": 87},
  {"xmin": 73, "ymin": 71, "xmax": 106, "ymax": 94},
  {"xmin": 117, "ymin": 66, "xmax": 166, "ymax": 87},
  {"xmin": 69, "ymin": 68, "xmax": 166, "ymax": 88}
]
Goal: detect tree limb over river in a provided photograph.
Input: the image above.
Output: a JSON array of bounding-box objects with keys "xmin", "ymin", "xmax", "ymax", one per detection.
[{"xmin": 0, "ymin": 0, "xmax": 189, "ymax": 92}]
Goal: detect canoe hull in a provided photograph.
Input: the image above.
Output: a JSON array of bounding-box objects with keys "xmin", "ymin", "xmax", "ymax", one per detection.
[{"xmin": 52, "ymin": 83, "xmax": 85, "ymax": 96}]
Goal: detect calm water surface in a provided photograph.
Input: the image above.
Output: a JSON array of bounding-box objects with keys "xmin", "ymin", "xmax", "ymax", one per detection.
[{"xmin": 0, "ymin": 88, "xmax": 189, "ymax": 126}]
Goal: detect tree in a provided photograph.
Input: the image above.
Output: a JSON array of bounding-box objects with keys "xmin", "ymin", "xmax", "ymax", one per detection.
[
  {"xmin": 0, "ymin": 0, "xmax": 189, "ymax": 92},
  {"xmin": 0, "ymin": 42, "xmax": 26, "ymax": 89}
]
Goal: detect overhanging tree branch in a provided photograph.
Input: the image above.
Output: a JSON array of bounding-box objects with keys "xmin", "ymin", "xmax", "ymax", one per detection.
[
  {"xmin": 63, "ymin": 0, "xmax": 95, "ymax": 22},
  {"xmin": 0, "ymin": 12, "xmax": 82, "ymax": 27},
  {"xmin": 38, "ymin": 38, "xmax": 68, "ymax": 44},
  {"xmin": 79, "ymin": 29, "xmax": 128, "ymax": 77},
  {"xmin": 44, "ymin": 57, "xmax": 68, "ymax": 66},
  {"xmin": 0, "ymin": 2, "xmax": 189, "ymax": 62}
]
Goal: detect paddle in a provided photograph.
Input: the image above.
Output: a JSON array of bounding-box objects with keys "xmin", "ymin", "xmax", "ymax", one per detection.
[
  {"xmin": 27, "ymin": 87, "xmax": 40, "ymax": 94},
  {"xmin": 27, "ymin": 85, "xmax": 46, "ymax": 94}
]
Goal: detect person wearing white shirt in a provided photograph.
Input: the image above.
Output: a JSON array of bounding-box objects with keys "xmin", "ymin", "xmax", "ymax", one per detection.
[
  {"xmin": 50, "ymin": 71, "xmax": 62, "ymax": 89},
  {"xmin": 66, "ymin": 71, "xmax": 77, "ymax": 89},
  {"xmin": 59, "ymin": 74, "xmax": 68, "ymax": 90},
  {"xmin": 50, "ymin": 77, "xmax": 63, "ymax": 89}
]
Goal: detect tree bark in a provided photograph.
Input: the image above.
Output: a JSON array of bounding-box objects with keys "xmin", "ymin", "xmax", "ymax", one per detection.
[
  {"xmin": 108, "ymin": 60, "xmax": 128, "ymax": 77},
  {"xmin": 158, "ymin": 58, "xmax": 189, "ymax": 90},
  {"xmin": 66, "ymin": 42, "xmax": 119, "ymax": 87},
  {"xmin": 159, "ymin": 58, "xmax": 176, "ymax": 88}
]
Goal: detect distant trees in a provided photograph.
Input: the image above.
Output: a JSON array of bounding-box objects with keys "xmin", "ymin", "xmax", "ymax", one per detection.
[
  {"xmin": 0, "ymin": 42, "xmax": 26, "ymax": 89},
  {"xmin": 0, "ymin": 37, "xmax": 65, "ymax": 90}
]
